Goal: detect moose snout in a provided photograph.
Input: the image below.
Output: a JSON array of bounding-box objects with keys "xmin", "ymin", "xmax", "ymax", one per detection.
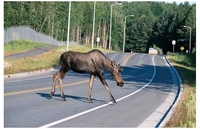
[{"xmin": 117, "ymin": 82, "xmax": 124, "ymax": 87}]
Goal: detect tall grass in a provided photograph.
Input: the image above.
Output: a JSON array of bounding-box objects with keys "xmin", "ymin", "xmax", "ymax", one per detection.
[
  {"xmin": 4, "ymin": 41, "xmax": 114, "ymax": 75},
  {"xmin": 179, "ymin": 89, "xmax": 196, "ymax": 127},
  {"xmin": 165, "ymin": 52, "xmax": 196, "ymax": 127},
  {"xmin": 4, "ymin": 40, "xmax": 48, "ymax": 55},
  {"xmin": 169, "ymin": 52, "xmax": 196, "ymax": 67},
  {"xmin": 4, "ymin": 50, "xmax": 60, "ymax": 74}
]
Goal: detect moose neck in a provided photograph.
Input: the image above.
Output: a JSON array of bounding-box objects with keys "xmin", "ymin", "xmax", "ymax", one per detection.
[{"xmin": 104, "ymin": 58, "xmax": 114, "ymax": 72}]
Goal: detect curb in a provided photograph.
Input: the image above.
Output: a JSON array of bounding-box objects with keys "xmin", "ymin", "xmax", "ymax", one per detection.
[
  {"xmin": 156, "ymin": 55, "xmax": 183, "ymax": 127},
  {"xmin": 137, "ymin": 55, "xmax": 183, "ymax": 128}
]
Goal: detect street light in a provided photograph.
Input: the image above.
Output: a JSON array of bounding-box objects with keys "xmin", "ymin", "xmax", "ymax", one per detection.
[
  {"xmin": 109, "ymin": 3, "xmax": 122, "ymax": 50},
  {"xmin": 91, "ymin": 1, "xmax": 96, "ymax": 49},
  {"xmin": 183, "ymin": 25, "xmax": 192, "ymax": 53},
  {"xmin": 123, "ymin": 15, "xmax": 134, "ymax": 53},
  {"xmin": 66, "ymin": 1, "xmax": 71, "ymax": 51}
]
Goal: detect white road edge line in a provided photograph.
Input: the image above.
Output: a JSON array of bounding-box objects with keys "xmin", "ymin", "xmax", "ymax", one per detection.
[
  {"xmin": 156, "ymin": 55, "xmax": 183, "ymax": 127},
  {"xmin": 39, "ymin": 55, "xmax": 156, "ymax": 128},
  {"xmin": 138, "ymin": 55, "xmax": 182, "ymax": 128}
]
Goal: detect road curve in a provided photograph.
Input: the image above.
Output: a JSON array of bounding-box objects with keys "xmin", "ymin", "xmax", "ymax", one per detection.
[{"xmin": 4, "ymin": 53, "xmax": 180, "ymax": 127}]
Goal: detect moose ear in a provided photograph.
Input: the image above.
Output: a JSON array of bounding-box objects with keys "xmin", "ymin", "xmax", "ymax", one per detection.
[
  {"xmin": 111, "ymin": 60, "xmax": 117, "ymax": 68},
  {"xmin": 118, "ymin": 63, "xmax": 123, "ymax": 71}
]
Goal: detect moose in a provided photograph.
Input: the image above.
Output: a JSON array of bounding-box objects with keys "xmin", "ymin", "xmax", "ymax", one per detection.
[{"xmin": 50, "ymin": 49, "xmax": 124, "ymax": 103}]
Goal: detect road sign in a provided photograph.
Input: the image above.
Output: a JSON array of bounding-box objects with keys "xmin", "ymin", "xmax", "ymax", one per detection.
[
  {"xmin": 96, "ymin": 37, "xmax": 100, "ymax": 48},
  {"xmin": 180, "ymin": 46, "xmax": 184, "ymax": 51},
  {"xmin": 172, "ymin": 40, "xmax": 176, "ymax": 52},
  {"xmin": 97, "ymin": 37, "xmax": 100, "ymax": 43},
  {"xmin": 172, "ymin": 40, "xmax": 176, "ymax": 45}
]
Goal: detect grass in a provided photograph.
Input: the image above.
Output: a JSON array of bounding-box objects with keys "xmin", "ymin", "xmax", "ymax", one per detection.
[
  {"xmin": 4, "ymin": 40, "xmax": 114, "ymax": 75},
  {"xmin": 4, "ymin": 40, "xmax": 48, "ymax": 56},
  {"xmin": 165, "ymin": 52, "xmax": 196, "ymax": 127}
]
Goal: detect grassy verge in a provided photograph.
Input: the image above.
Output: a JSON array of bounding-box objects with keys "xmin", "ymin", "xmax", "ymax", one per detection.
[
  {"xmin": 4, "ymin": 40, "xmax": 114, "ymax": 75},
  {"xmin": 165, "ymin": 52, "xmax": 196, "ymax": 127},
  {"xmin": 4, "ymin": 40, "xmax": 48, "ymax": 56}
]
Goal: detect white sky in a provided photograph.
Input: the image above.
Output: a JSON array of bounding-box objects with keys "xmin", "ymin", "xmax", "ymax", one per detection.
[{"xmin": 164, "ymin": 0, "xmax": 196, "ymax": 4}]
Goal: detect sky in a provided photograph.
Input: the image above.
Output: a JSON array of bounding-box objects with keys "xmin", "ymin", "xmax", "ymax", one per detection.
[
  {"xmin": 164, "ymin": 0, "xmax": 196, "ymax": 4},
  {"xmin": 126, "ymin": 0, "xmax": 196, "ymax": 4}
]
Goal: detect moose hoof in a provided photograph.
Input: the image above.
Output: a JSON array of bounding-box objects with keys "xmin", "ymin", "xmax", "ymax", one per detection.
[
  {"xmin": 49, "ymin": 92, "xmax": 54, "ymax": 99},
  {"xmin": 112, "ymin": 100, "xmax": 117, "ymax": 103},
  {"xmin": 111, "ymin": 95, "xmax": 117, "ymax": 103},
  {"xmin": 87, "ymin": 98, "xmax": 93, "ymax": 103},
  {"xmin": 88, "ymin": 100, "xmax": 93, "ymax": 103},
  {"xmin": 111, "ymin": 98, "xmax": 117, "ymax": 103},
  {"xmin": 61, "ymin": 97, "xmax": 66, "ymax": 101}
]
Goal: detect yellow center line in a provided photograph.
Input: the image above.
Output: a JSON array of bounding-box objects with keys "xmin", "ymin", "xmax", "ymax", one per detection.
[
  {"xmin": 4, "ymin": 80, "xmax": 89, "ymax": 96},
  {"xmin": 121, "ymin": 53, "xmax": 135, "ymax": 66},
  {"xmin": 4, "ymin": 53, "xmax": 135, "ymax": 96}
]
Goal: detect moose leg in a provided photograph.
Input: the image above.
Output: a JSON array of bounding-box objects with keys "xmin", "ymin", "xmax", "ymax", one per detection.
[
  {"xmin": 58, "ymin": 77, "xmax": 66, "ymax": 101},
  {"xmin": 98, "ymin": 74, "xmax": 117, "ymax": 103},
  {"xmin": 87, "ymin": 74, "xmax": 95, "ymax": 103},
  {"xmin": 50, "ymin": 71, "xmax": 60, "ymax": 99},
  {"xmin": 57, "ymin": 67, "xmax": 68, "ymax": 101},
  {"xmin": 50, "ymin": 66, "xmax": 68, "ymax": 101}
]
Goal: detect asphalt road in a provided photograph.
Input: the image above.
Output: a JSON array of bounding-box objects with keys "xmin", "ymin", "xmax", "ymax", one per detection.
[{"xmin": 4, "ymin": 52, "xmax": 180, "ymax": 127}]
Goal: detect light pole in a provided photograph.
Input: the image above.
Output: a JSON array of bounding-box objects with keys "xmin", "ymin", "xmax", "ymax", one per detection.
[
  {"xmin": 109, "ymin": 3, "xmax": 122, "ymax": 50},
  {"xmin": 123, "ymin": 15, "xmax": 134, "ymax": 53},
  {"xmin": 183, "ymin": 25, "xmax": 192, "ymax": 53},
  {"xmin": 66, "ymin": 1, "xmax": 71, "ymax": 51},
  {"xmin": 91, "ymin": 1, "xmax": 96, "ymax": 49}
]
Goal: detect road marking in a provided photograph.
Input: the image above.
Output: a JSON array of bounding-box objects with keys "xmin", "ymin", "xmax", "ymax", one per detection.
[
  {"xmin": 121, "ymin": 53, "xmax": 135, "ymax": 66},
  {"xmin": 4, "ymin": 80, "xmax": 89, "ymax": 96},
  {"xmin": 39, "ymin": 55, "xmax": 156, "ymax": 128},
  {"xmin": 4, "ymin": 53, "xmax": 135, "ymax": 96}
]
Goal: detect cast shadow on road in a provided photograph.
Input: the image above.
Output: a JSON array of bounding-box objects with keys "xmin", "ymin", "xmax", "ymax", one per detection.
[
  {"xmin": 120, "ymin": 63, "xmax": 178, "ymax": 94},
  {"xmin": 37, "ymin": 56, "xmax": 179, "ymax": 102},
  {"xmin": 36, "ymin": 93, "xmax": 107, "ymax": 103}
]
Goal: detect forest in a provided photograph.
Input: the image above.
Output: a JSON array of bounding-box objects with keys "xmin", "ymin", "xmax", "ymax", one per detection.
[{"xmin": 4, "ymin": 1, "xmax": 196, "ymax": 54}]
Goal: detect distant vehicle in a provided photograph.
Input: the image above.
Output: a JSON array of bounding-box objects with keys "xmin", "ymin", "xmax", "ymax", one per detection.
[{"xmin": 148, "ymin": 48, "xmax": 158, "ymax": 54}]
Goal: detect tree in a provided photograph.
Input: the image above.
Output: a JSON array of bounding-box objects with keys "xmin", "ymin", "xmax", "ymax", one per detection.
[{"xmin": 4, "ymin": 1, "xmax": 196, "ymax": 52}]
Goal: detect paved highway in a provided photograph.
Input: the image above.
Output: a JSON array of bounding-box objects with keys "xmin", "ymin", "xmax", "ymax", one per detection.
[{"xmin": 4, "ymin": 52, "xmax": 180, "ymax": 127}]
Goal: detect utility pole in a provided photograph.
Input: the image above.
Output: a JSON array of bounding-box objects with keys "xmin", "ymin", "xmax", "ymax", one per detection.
[
  {"xmin": 66, "ymin": 1, "xmax": 71, "ymax": 51},
  {"xmin": 183, "ymin": 25, "xmax": 192, "ymax": 53},
  {"xmin": 92, "ymin": 1, "xmax": 96, "ymax": 49}
]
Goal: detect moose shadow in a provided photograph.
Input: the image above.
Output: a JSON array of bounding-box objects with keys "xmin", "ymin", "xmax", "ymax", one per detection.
[
  {"xmin": 37, "ymin": 54, "xmax": 181, "ymax": 103},
  {"xmin": 36, "ymin": 93, "xmax": 107, "ymax": 103}
]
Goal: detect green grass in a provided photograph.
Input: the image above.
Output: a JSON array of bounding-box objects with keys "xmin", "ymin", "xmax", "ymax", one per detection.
[
  {"xmin": 169, "ymin": 52, "xmax": 196, "ymax": 68},
  {"xmin": 165, "ymin": 52, "xmax": 196, "ymax": 127},
  {"xmin": 4, "ymin": 40, "xmax": 114, "ymax": 75},
  {"xmin": 4, "ymin": 40, "xmax": 48, "ymax": 55},
  {"xmin": 4, "ymin": 51, "xmax": 60, "ymax": 74},
  {"xmin": 179, "ymin": 89, "xmax": 196, "ymax": 127}
]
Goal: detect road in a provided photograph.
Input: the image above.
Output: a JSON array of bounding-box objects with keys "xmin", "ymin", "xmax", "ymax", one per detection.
[{"xmin": 4, "ymin": 52, "xmax": 180, "ymax": 127}]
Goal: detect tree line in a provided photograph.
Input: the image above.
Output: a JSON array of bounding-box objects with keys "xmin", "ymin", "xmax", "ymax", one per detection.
[{"xmin": 4, "ymin": 1, "xmax": 196, "ymax": 54}]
